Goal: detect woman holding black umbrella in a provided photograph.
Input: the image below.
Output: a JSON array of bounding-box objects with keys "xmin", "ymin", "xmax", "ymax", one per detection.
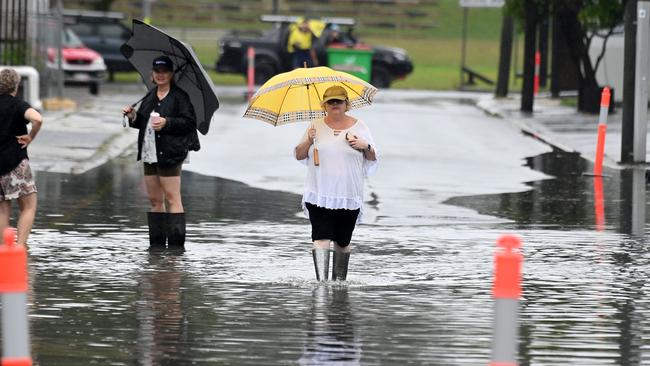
[{"xmin": 122, "ymin": 55, "xmax": 199, "ymax": 251}]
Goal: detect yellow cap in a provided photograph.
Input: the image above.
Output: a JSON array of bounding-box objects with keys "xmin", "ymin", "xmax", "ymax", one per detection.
[{"xmin": 321, "ymin": 85, "xmax": 348, "ymax": 104}]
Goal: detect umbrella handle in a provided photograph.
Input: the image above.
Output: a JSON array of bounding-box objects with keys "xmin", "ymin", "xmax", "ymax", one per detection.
[
  {"xmin": 311, "ymin": 129, "xmax": 319, "ymax": 166},
  {"xmin": 313, "ymin": 148, "xmax": 320, "ymax": 166}
]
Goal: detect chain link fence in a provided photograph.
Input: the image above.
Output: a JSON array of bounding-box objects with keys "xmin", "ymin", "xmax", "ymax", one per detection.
[{"xmin": 1, "ymin": 0, "xmax": 72, "ymax": 99}]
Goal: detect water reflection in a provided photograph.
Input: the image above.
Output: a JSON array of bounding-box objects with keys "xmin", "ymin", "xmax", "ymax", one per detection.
[
  {"xmin": 137, "ymin": 253, "xmax": 187, "ymax": 365},
  {"xmin": 34, "ymin": 156, "xmax": 303, "ymax": 232},
  {"xmin": 445, "ymin": 151, "xmax": 648, "ymax": 234},
  {"xmin": 611, "ymin": 241, "xmax": 645, "ymax": 366},
  {"xmin": 23, "ymin": 152, "xmax": 650, "ymax": 365},
  {"xmin": 619, "ymin": 168, "xmax": 646, "ymax": 236},
  {"xmin": 299, "ymin": 285, "xmax": 360, "ymax": 365}
]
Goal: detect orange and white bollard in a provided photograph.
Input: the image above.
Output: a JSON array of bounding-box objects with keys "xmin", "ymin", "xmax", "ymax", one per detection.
[
  {"xmin": 490, "ymin": 234, "xmax": 523, "ymax": 366},
  {"xmin": 1, "ymin": 228, "xmax": 32, "ymax": 366},
  {"xmin": 533, "ymin": 51, "xmax": 540, "ymax": 95},
  {"xmin": 247, "ymin": 46, "xmax": 255, "ymax": 101},
  {"xmin": 593, "ymin": 87, "xmax": 611, "ymax": 177}
]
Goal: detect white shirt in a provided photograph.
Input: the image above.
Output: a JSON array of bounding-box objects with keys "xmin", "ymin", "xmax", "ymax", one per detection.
[{"xmin": 298, "ymin": 118, "xmax": 378, "ymax": 223}]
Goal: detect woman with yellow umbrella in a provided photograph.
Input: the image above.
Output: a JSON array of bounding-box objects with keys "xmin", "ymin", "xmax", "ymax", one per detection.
[
  {"xmin": 244, "ymin": 66, "xmax": 378, "ymax": 282},
  {"xmin": 294, "ymin": 85, "xmax": 378, "ymax": 281}
]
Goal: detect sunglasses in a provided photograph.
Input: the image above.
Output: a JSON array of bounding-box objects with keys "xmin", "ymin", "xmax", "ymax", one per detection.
[{"xmin": 325, "ymin": 99, "xmax": 344, "ymax": 105}]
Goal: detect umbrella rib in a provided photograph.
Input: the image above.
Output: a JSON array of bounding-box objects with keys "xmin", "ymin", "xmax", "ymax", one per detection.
[
  {"xmin": 339, "ymin": 80, "xmax": 364, "ymax": 99},
  {"xmin": 306, "ymin": 83, "xmax": 313, "ymax": 118},
  {"xmin": 275, "ymin": 84, "xmax": 296, "ymax": 126}
]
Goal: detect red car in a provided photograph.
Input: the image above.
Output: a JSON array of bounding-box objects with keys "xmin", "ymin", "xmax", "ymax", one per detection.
[{"xmin": 47, "ymin": 27, "xmax": 107, "ymax": 95}]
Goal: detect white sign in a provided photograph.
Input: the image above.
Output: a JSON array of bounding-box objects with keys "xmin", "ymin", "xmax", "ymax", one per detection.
[{"xmin": 459, "ymin": 0, "xmax": 505, "ymax": 7}]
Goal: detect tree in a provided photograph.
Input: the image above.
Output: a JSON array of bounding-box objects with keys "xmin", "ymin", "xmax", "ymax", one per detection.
[{"xmin": 505, "ymin": 0, "xmax": 625, "ymax": 112}]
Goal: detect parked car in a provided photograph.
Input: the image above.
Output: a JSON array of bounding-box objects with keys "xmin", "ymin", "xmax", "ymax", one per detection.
[
  {"xmin": 46, "ymin": 27, "xmax": 107, "ymax": 95},
  {"xmin": 216, "ymin": 15, "xmax": 413, "ymax": 88},
  {"xmin": 63, "ymin": 10, "xmax": 134, "ymax": 81}
]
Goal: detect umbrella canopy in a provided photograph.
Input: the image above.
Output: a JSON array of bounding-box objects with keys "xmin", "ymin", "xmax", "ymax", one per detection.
[
  {"xmin": 120, "ymin": 19, "xmax": 219, "ymax": 135},
  {"xmin": 243, "ymin": 66, "xmax": 377, "ymax": 126}
]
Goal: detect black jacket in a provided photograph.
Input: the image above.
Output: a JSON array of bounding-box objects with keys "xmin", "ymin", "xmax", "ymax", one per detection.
[{"xmin": 130, "ymin": 85, "xmax": 200, "ymax": 166}]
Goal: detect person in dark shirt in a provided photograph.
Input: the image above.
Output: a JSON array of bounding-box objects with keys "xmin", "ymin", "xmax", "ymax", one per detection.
[
  {"xmin": 0, "ymin": 68, "xmax": 43, "ymax": 246},
  {"xmin": 122, "ymin": 56, "xmax": 199, "ymax": 251}
]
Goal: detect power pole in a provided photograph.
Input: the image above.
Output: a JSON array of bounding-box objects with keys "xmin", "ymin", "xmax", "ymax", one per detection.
[
  {"xmin": 621, "ymin": 0, "xmax": 637, "ymax": 164},
  {"xmin": 633, "ymin": 0, "xmax": 650, "ymax": 163}
]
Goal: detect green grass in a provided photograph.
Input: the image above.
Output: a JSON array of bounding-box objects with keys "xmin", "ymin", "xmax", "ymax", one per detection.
[
  {"xmin": 117, "ymin": 35, "xmax": 508, "ymax": 91},
  {"xmin": 111, "ymin": 1, "xmax": 511, "ymax": 90}
]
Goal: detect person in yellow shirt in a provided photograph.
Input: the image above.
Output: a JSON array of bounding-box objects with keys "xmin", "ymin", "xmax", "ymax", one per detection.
[{"xmin": 287, "ymin": 19, "xmax": 319, "ymax": 69}]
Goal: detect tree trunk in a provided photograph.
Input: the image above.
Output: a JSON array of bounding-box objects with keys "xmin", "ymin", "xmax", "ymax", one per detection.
[
  {"xmin": 521, "ymin": 0, "xmax": 537, "ymax": 112},
  {"xmin": 578, "ymin": 85, "xmax": 615, "ymax": 114},
  {"xmin": 555, "ymin": 1, "xmax": 601, "ymax": 112},
  {"xmin": 496, "ymin": 15, "xmax": 514, "ymax": 97}
]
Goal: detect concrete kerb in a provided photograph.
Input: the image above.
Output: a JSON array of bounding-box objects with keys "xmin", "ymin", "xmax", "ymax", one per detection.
[
  {"xmin": 29, "ymin": 85, "xmax": 143, "ymax": 175},
  {"xmin": 475, "ymin": 93, "xmax": 624, "ymax": 170}
]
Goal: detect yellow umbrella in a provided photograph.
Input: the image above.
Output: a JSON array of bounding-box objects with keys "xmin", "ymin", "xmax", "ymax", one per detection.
[{"xmin": 243, "ymin": 66, "xmax": 378, "ymax": 127}]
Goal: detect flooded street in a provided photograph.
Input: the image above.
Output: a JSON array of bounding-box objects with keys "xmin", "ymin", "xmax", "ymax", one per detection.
[{"xmin": 10, "ymin": 93, "xmax": 650, "ymax": 365}]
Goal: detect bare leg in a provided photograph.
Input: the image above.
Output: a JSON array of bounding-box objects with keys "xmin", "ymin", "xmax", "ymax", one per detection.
[
  {"xmin": 144, "ymin": 175, "xmax": 165, "ymax": 212},
  {"xmin": 313, "ymin": 239, "xmax": 330, "ymax": 250},
  {"xmin": 159, "ymin": 176, "xmax": 183, "ymax": 213},
  {"xmin": 333, "ymin": 241, "xmax": 351, "ymax": 253},
  {"xmin": 0, "ymin": 200, "xmax": 11, "ymax": 235},
  {"xmin": 16, "ymin": 193, "xmax": 37, "ymax": 246}
]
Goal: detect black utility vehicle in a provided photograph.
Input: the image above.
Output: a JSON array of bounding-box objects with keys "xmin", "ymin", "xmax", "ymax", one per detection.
[
  {"xmin": 63, "ymin": 10, "xmax": 134, "ymax": 81},
  {"xmin": 216, "ymin": 15, "xmax": 413, "ymax": 88}
]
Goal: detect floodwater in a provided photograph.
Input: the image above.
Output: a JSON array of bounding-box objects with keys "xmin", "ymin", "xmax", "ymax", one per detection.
[
  {"xmin": 6, "ymin": 148, "xmax": 648, "ymax": 365},
  {"xmin": 3, "ymin": 89, "xmax": 650, "ymax": 365}
]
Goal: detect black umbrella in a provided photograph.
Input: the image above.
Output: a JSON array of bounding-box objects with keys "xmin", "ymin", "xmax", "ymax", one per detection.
[{"xmin": 120, "ymin": 19, "xmax": 218, "ymax": 135}]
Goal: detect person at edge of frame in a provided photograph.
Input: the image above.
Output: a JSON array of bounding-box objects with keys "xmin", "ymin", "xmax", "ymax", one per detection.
[
  {"xmin": 0, "ymin": 68, "xmax": 43, "ymax": 246},
  {"xmin": 122, "ymin": 55, "xmax": 200, "ymax": 251},
  {"xmin": 294, "ymin": 85, "xmax": 379, "ymax": 281}
]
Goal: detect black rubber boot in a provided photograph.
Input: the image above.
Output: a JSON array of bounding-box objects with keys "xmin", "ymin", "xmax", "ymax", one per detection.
[
  {"xmin": 312, "ymin": 248, "xmax": 330, "ymax": 281},
  {"xmin": 147, "ymin": 212, "xmax": 167, "ymax": 251},
  {"xmin": 167, "ymin": 213, "xmax": 186, "ymax": 250},
  {"xmin": 332, "ymin": 251, "xmax": 350, "ymax": 281}
]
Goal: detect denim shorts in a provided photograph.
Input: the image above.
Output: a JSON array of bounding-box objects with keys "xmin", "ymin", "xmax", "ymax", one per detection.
[{"xmin": 0, "ymin": 159, "xmax": 37, "ymax": 201}]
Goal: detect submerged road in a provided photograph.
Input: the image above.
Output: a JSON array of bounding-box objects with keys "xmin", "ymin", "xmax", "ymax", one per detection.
[
  {"xmin": 187, "ymin": 89, "xmax": 552, "ymax": 226},
  {"xmin": 15, "ymin": 85, "xmax": 650, "ymax": 365}
]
